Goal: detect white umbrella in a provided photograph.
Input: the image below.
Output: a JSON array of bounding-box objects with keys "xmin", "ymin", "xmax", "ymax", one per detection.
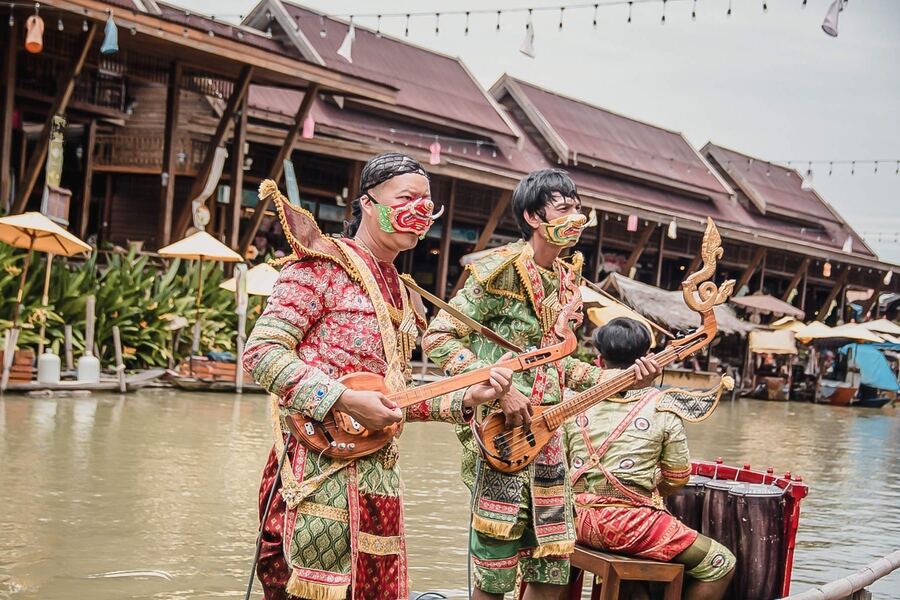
[{"xmin": 219, "ymin": 263, "xmax": 278, "ymax": 297}]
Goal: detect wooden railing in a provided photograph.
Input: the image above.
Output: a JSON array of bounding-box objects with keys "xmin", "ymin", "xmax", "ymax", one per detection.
[{"xmin": 94, "ymin": 132, "xmax": 210, "ymax": 173}]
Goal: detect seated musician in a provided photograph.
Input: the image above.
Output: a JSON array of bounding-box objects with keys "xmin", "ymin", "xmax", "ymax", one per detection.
[{"xmin": 562, "ymin": 318, "xmax": 736, "ymax": 600}]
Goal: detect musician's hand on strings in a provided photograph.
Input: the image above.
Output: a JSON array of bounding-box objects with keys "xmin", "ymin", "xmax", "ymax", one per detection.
[
  {"xmin": 334, "ymin": 389, "xmax": 403, "ymax": 431},
  {"xmin": 464, "ymin": 352, "xmax": 515, "ymax": 407},
  {"xmin": 631, "ymin": 356, "xmax": 662, "ymax": 389},
  {"xmin": 500, "ymin": 387, "xmax": 532, "ymax": 430}
]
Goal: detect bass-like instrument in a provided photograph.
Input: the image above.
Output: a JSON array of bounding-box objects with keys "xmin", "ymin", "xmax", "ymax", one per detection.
[
  {"xmin": 287, "ymin": 320, "xmax": 577, "ymax": 460},
  {"xmin": 473, "ymin": 218, "xmax": 736, "ymax": 474}
]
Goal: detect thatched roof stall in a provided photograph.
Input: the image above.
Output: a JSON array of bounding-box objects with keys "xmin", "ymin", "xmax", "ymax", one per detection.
[{"xmin": 602, "ymin": 273, "xmax": 754, "ymax": 336}]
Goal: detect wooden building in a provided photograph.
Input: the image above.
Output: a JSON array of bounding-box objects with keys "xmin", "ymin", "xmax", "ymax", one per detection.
[{"xmin": 2, "ymin": 0, "xmax": 897, "ymax": 323}]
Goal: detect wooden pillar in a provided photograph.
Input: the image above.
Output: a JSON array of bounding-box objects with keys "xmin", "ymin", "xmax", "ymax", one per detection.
[
  {"xmin": 173, "ymin": 65, "xmax": 254, "ymax": 240},
  {"xmin": 158, "ymin": 61, "xmax": 182, "ymax": 248},
  {"xmin": 451, "ymin": 189, "xmax": 512, "ymax": 296},
  {"xmin": 78, "ymin": 120, "xmax": 97, "ymax": 239},
  {"xmin": 240, "ymin": 83, "xmax": 319, "ymax": 256},
  {"xmin": 858, "ymin": 278, "xmax": 885, "ymax": 320},
  {"xmin": 758, "ymin": 252, "xmax": 766, "ymax": 293},
  {"xmin": 735, "ymin": 247, "xmax": 766, "ymax": 293},
  {"xmin": 590, "ymin": 213, "xmax": 605, "ymax": 281},
  {"xmin": 101, "ymin": 173, "xmax": 112, "ymax": 244},
  {"xmin": 345, "ymin": 160, "xmax": 363, "ymax": 219},
  {"xmin": 800, "ymin": 268, "xmax": 808, "ymax": 312},
  {"xmin": 435, "ymin": 179, "xmax": 457, "ymax": 299},
  {"xmin": 622, "ymin": 223, "xmax": 656, "ymax": 278},
  {"xmin": 13, "ymin": 24, "xmax": 98, "ymax": 213},
  {"xmin": 0, "ymin": 21, "xmax": 17, "ymax": 210},
  {"xmin": 816, "ymin": 267, "xmax": 850, "ymax": 322},
  {"xmin": 655, "ymin": 226, "xmax": 665, "ymax": 288},
  {"xmin": 226, "ymin": 97, "xmax": 248, "ymax": 250},
  {"xmin": 781, "ymin": 257, "xmax": 810, "ymax": 303}
]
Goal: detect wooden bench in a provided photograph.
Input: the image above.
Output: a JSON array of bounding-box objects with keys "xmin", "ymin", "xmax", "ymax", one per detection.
[{"xmin": 568, "ymin": 545, "xmax": 683, "ymax": 600}]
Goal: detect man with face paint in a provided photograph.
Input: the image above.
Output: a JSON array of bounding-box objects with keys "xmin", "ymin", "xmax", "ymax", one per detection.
[
  {"xmin": 424, "ymin": 169, "xmax": 660, "ymax": 600},
  {"xmin": 243, "ymin": 152, "xmax": 514, "ymax": 600}
]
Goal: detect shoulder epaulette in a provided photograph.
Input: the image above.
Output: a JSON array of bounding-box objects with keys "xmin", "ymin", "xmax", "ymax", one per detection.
[
  {"xmin": 655, "ymin": 375, "xmax": 734, "ymax": 422},
  {"xmin": 466, "ymin": 241, "xmax": 527, "ymax": 300}
]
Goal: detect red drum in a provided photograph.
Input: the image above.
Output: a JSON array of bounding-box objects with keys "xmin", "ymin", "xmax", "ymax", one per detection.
[
  {"xmin": 665, "ymin": 475, "xmax": 710, "ymax": 532},
  {"xmin": 729, "ymin": 483, "xmax": 786, "ymax": 600}
]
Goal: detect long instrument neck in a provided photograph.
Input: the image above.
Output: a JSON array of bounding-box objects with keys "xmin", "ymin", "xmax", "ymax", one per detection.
[{"xmin": 541, "ymin": 346, "xmax": 682, "ymax": 430}]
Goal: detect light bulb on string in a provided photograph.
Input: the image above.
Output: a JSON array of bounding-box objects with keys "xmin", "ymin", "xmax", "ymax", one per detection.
[
  {"xmin": 802, "ymin": 0, "xmax": 808, "ymax": 6},
  {"xmin": 434, "ymin": 13, "xmax": 439, "ymax": 35},
  {"xmin": 727, "ymin": 0, "xmax": 733, "ymax": 17},
  {"xmin": 896, "ymin": 160, "xmax": 899, "ymax": 175},
  {"xmin": 593, "ymin": 4, "xmax": 598, "ymax": 28},
  {"xmin": 57, "ymin": 17, "xmax": 63, "ymax": 31},
  {"xmin": 319, "ymin": 15, "xmax": 326, "ymax": 38},
  {"xmin": 763, "ymin": 1, "xmax": 768, "ymax": 13},
  {"xmin": 874, "ymin": 161, "xmax": 878, "ymax": 174},
  {"xmin": 828, "ymin": 161, "xmax": 833, "ymax": 176},
  {"xmin": 627, "ymin": 1, "xmax": 633, "ymax": 23},
  {"xmin": 404, "ymin": 13, "xmax": 409, "ymax": 37},
  {"xmin": 464, "ymin": 11, "xmax": 469, "ymax": 35},
  {"xmin": 661, "ymin": 0, "xmax": 667, "ymax": 24},
  {"xmin": 851, "ymin": 161, "xmax": 855, "ymax": 175},
  {"xmin": 558, "ymin": 7, "xmax": 564, "ymax": 30},
  {"xmin": 692, "ymin": 0, "xmax": 697, "ymax": 21},
  {"xmin": 375, "ymin": 15, "xmax": 381, "ymax": 37},
  {"xmin": 496, "ymin": 10, "xmax": 501, "ymax": 31}
]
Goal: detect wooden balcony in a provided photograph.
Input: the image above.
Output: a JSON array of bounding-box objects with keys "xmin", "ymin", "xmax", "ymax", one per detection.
[{"xmin": 93, "ymin": 132, "xmax": 209, "ymax": 174}]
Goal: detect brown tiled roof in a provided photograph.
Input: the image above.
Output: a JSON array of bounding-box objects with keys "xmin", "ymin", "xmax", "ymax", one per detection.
[
  {"xmin": 501, "ymin": 77, "xmax": 729, "ymax": 197},
  {"xmin": 704, "ymin": 143, "xmax": 875, "ymax": 257},
  {"xmin": 278, "ymin": 2, "xmax": 514, "ymax": 137}
]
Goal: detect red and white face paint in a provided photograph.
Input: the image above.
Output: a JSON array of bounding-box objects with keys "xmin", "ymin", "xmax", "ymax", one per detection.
[{"xmin": 374, "ymin": 196, "xmax": 444, "ymax": 239}]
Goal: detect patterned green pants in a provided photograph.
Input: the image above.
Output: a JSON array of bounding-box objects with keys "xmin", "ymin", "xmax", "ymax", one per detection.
[{"xmin": 470, "ymin": 505, "xmax": 570, "ymax": 594}]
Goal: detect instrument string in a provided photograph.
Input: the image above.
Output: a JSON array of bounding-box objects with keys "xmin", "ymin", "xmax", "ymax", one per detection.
[{"xmin": 487, "ymin": 345, "xmax": 685, "ymax": 457}]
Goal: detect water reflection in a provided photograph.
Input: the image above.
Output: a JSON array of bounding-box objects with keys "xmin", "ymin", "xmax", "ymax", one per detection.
[{"xmin": 0, "ymin": 393, "xmax": 897, "ymax": 599}]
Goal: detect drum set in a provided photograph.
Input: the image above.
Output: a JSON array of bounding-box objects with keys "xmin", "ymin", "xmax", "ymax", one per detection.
[{"xmin": 665, "ymin": 459, "xmax": 809, "ymax": 600}]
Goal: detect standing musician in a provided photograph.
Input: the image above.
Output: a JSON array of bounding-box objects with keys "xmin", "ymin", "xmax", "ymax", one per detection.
[
  {"xmin": 242, "ymin": 153, "xmax": 514, "ymax": 600},
  {"xmin": 423, "ymin": 169, "xmax": 661, "ymax": 600},
  {"xmin": 564, "ymin": 318, "xmax": 736, "ymax": 599}
]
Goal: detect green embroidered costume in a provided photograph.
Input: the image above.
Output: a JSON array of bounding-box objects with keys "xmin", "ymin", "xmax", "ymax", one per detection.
[{"xmin": 423, "ymin": 240, "xmax": 603, "ymax": 594}]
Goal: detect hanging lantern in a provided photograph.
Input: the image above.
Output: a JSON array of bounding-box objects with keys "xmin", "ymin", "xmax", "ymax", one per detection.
[
  {"xmin": 626, "ymin": 214, "xmax": 638, "ymax": 232},
  {"xmin": 822, "ymin": 0, "xmax": 843, "ymax": 37},
  {"xmin": 429, "ymin": 141, "xmax": 441, "ymax": 165},
  {"xmin": 884, "ymin": 270, "xmax": 893, "ymax": 286},
  {"xmin": 25, "ymin": 14, "xmax": 44, "ymax": 54},
  {"xmin": 823, "ymin": 261, "xmax": 832, "ymax": 278},
  {"xmin": 301, "ymin": 115, "xmax": 315, "ymax": 139},
  {"xmin": 101, "ymin": 12, "xmax": 119, "ymax": 55},
  {"xmin": 336, "ymin": 21, "xmax": 355, "ymax": 63},
  {"xmin": 520, "ymin": 11, "xmax": 535, "ymax": 58},
  {"xmin": 667, "ymin": 219, "xmax": 677, "ymax": 239},
  {"xmin": 841, "ymin": 235, "xmax": 853, "ymax": 253}
]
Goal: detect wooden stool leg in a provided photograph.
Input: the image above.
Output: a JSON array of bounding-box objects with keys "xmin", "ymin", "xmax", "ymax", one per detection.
[
  {"xmin": 599, "ymin": 571, "xmax": 620, "ymax": 600},
  {"xmin": 663, "ymin": 569, "xmax": 684, "ymax": 600},
  {"xmin": 568, "ymin": 567, "xmax": 585, "ymax": 600}
]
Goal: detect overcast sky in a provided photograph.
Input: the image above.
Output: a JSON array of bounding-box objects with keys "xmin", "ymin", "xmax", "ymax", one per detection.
[{"xmin": 180, "ymin": 0, "xmax": 900, "ymax": 263}]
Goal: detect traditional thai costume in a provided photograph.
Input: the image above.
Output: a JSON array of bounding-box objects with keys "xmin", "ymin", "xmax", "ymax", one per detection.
[
  {"xmin": 561, "ymin": 378, "xmax": 736, "ymax": 582},
  {"xmin": 243, "ymin": 184, "xmax": 471, "ymax": 600},
  {"xmin": 423, "ymin": 240, "xmax": 603, "ymax": 594}
]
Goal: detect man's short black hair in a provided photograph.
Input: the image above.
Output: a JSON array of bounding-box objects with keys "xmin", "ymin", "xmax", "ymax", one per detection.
[
  {"xmin": 592, "ymin": 317, "xmax": 652, "ymax": 369},
  {"xmin": 511, "ymin": 169, "xmax": 580, "ymax": 240}
]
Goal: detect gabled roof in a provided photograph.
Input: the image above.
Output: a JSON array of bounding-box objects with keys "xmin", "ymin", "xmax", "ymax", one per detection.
[
  {"xmin": 703, "ymin": 143, "xmax": 876, "ymax": 258},
  {"xmin": 491, "ymin": 75, "xmax": 733, "ymax": 200},
  {"xmin": 242, "ymin": 0, "xmax": 516, "ymax": 139}
]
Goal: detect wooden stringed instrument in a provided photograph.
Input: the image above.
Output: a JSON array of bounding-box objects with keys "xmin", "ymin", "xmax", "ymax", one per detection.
[
  {"xmin": 286, "ymin": 320, "xmax": 577, "ymax": 460},
  {"xmin": 472, "ymin": 218, "xmax": 736, "ymax": 474}
]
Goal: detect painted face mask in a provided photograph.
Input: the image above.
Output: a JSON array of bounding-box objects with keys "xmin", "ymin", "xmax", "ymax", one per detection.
[
  {"xmin": 539, "ymin": 209, "xmax": 597, "ymax": 246},
  {"xmin": 372, "ymin": 195, "xmax": 444, "ymax": 239}
]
